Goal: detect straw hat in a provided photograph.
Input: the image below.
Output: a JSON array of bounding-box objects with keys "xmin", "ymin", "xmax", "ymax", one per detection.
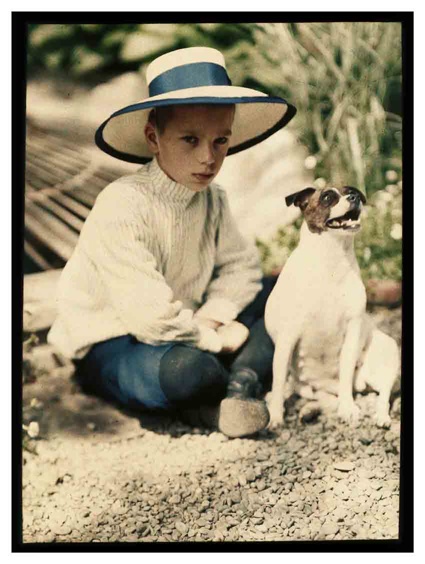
[{"xmin": 95, "ymin": 46, "xmax": 296, "ymax": 164}]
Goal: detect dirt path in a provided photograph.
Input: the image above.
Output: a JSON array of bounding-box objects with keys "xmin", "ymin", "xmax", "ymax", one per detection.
[{"xmin": 22, "ymin": 307, "xmax": 401, "ymax": 544}]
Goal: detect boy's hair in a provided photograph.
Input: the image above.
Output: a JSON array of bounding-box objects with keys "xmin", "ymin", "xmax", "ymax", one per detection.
[
  {"xmin": 148, "ymin": 104, "xmax": 236, "ymax": 135},
  {"xmin": 147, "ymin": 107, "xmax": 175, "ymax": 135}
]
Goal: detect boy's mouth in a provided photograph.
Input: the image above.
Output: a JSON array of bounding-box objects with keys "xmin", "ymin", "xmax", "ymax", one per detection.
[{"xmin": 192, "ymin": 172, "xmax": 214, "ymax": 181}]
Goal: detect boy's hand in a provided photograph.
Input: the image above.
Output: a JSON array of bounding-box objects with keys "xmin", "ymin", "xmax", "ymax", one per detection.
[
  {"xmin": 217, "ymin": 321, "xmax": 249, "ymax": 354},
  {"xmin": 194, "ymin": 317, "xmax": 249, "ymax": 354},
  {"xmin": 195, "ymin": 323, "xmax": 222, "ymax": 353},
  {"xmin": 195, "ymin": 317, "xmax": 223, "ymax": 331}
]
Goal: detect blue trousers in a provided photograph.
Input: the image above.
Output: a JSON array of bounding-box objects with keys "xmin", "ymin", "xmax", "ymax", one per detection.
[{"xmin": 75, "ymin": 277, "xmax": 277, "ymax": 411}]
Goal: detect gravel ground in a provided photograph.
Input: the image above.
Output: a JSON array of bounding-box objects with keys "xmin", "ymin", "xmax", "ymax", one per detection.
[{"xmin": 22, "ymin": 307, "xmax": 401, "ymax": 544}]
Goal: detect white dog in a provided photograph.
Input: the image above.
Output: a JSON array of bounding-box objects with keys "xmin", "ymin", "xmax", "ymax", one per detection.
[{"xmin": 265, "ymin": 186, "xmax": 399, "ymax": 430}]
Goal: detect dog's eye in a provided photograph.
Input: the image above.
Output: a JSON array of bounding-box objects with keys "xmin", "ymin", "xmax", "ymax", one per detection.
[{"xmin": 321, "ymin": 191, "xmax": 336, "ymax": 205}]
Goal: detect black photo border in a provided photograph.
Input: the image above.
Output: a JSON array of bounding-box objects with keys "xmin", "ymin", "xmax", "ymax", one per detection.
[{"xmin": 12, "ymin": 11, "xmax": 414, "ymax": 553}]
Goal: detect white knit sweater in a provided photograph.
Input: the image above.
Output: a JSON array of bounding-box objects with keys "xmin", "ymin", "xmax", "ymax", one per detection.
[{"xmin": 47, "ymin": 158, "xmax": 263, "ymax": 359}]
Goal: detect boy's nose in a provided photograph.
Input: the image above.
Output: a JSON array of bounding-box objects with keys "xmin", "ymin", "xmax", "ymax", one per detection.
[{"xmin": 197, "ymin": 143, "xmax": 215, "ymax": 165}]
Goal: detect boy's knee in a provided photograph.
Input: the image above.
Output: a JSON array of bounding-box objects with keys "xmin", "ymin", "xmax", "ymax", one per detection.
[{"xmin": 159, "ymin": 345, "xmax": 227, "ymax": 406}]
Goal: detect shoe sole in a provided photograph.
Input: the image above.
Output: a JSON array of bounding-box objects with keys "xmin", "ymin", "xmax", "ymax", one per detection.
[{"xmin": 218, "ymin": 398, "xmax": 270, "ymax": 438}]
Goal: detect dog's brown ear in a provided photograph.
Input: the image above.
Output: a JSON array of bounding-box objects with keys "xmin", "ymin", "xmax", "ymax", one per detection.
[
  {"xmin": 342, "ymin": 186, "xmax": 367, "ymax": 204},
  {"xmin": 286, "ymin": 187, "xmax": 316, "ymax": 210}
]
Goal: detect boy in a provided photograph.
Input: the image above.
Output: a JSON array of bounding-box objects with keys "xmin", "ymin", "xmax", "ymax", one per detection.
[{"xmin": 48, "ymin": 46, "xmax": 296, "ymax": 438}]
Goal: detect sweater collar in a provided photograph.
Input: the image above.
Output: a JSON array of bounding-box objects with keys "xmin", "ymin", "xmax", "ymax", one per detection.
[{"xmin": 146, "ymin": 158, "xmax": 198, "ymax": 204}]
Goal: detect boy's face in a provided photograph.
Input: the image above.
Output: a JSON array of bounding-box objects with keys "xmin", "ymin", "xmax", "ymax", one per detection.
[{"xmin": 145, "ymin": 104, "xmax": 235, "ymax": 192}]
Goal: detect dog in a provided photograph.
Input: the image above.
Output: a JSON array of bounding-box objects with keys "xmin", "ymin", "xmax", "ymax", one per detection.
[{"xmin": 264, "ymin": 185, "xmax": 399, "ymax": 430}]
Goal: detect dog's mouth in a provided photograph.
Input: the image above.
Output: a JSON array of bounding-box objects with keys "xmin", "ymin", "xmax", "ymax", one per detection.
[{"xmin": 326, "ymin": 208, "xmax": 361, "ymax": 231}]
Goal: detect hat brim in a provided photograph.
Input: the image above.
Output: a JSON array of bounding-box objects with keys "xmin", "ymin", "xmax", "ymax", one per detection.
[{"xmin": 95, "ymin": 85, "xmax": 297, "ymax": 164}]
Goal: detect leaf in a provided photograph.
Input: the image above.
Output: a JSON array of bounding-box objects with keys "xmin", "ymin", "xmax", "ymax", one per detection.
[
  {"xmin": 78, "ymin": 24, "xmax": 106, "ymax": 33},
  {"xmin": 29, "ymin": 24, "xmax": 74, "ymax": 48},
  {"xmin": 197, "ymin": 23, "xmax": 221, "ymax": 33},
  {"xmin": 71, "ymin": 47, "xmax": 106, "ymax": 75},
  {"xmin": 141, "ymin": 24, "xmax": 179, "ymax": 36}
]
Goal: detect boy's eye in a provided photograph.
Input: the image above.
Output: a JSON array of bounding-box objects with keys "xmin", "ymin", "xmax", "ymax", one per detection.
[
  {"xmin": 182, "ymin": 136, "xmax": 198, "ymax": 145},
  {"xmin": 215, "ymin": 137, "xmax": 229, "ymax": 145}
]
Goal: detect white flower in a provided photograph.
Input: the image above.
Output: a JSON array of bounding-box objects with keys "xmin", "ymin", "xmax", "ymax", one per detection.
[
  {"xmin": 375, "ymin": 200, "xmax": 388, "ymax": 213},
  {"xmin": 386, "ymin": 184, "xmax": 399, "ymax": 196},
  {"xmin": 314, "ymin": 177, "xmax": 327, "ymax": 189},
  {"xmin": 390, "ymin": 223, "xmax": 402, "ymax": 240},
  {"xmin": 386, "ymin": 170, "xmax": 398, "ymax": 182},
  {"xmin": 304, "ymin": 156, "xmax": 317, "ymax": 170},
  {"xmin": 27, "ymin": 421, "xmax": 39, "ymax": 439},
  {"xmin": 379, "ymin": 190, "xmax": 393, "ymax": 203}
]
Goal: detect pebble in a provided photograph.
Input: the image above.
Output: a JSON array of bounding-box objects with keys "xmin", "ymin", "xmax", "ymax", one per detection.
[
  {"xmin": 333, "ymin": 461, "xmax": 355, "ymax": 472},
  {"xmin": 251, "ymin": 517, "xmax": 264, "ymax": 525},
  {"xmin": 287, "ymin": 492, "xmax": 299, "ymax": 504},
  {"xmin": 333, "ymin": 507, "xmax": 348, "ymax": 521},
  {"xmin": 359, "ymin": 437, "xmax": 373, "ymax": 446},
  {"xmin": 245, "ymin": 470, "xmax": 256, "ymax": 482},
  {"xmin": 319, "ymin": 522, "xmax": 340, "ymax": 536},
  {"xmin": 370, "ymin": 481, "xmax": 383, "ymax": 491},
  {"xmin": 174, "ymin": 521, "xmax": 188, "ymax": 536},
  {"xmin": 50, "ymin": 525, "xmax": 72, "ymax": 536},
  {"xmin": 277, "ymin": 430, "xmax": 292, "ymax": 443}
]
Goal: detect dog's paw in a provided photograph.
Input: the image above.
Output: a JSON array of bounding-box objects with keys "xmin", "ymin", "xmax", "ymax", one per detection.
[
  {"xmin": 299, "ymin": 401, "xmax": 322, "ymax": 424},
  {"xmin": 374, "ymin": 411, "xmax": 391, "ymax": 429},
  {"xmin": 337, "ymin": 400, "xmax": 361, "ymax": 426},
  {"xmin": 267, "ymin": 409, "xmax": 285, "ymax": 431}
]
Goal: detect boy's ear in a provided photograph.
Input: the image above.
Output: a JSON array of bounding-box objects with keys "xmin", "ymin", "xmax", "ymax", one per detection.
[
  {"xmin": 144, "ymin": 122, "xmax": 160, "ymax": 154},
  {"xmin": 285, "ymin": 187, "xmax": 316, "ymax": 210}
]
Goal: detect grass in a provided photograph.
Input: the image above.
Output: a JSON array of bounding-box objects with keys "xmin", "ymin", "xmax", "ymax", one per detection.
[{"xmin": 252, "ymin": 22, "xmax": 402, "ymax": 197}]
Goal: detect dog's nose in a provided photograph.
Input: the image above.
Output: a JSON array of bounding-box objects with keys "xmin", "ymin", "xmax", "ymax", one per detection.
[{"xmin": 347, "ymin": 192, "xmax": 360, "ymax": 203}]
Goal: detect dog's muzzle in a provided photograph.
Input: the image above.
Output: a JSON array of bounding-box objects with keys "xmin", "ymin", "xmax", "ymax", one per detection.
[{"xmin": 326, "ymin": 199, "xmax": 362, "ymax": 231}]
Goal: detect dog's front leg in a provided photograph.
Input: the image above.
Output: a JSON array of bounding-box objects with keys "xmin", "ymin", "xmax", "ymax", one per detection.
[
  {"xmin": 268, "ymin": 332, "xmax": 298, "ymax": 430},
  {"xmin": 338, "ymin": 316, "xmax": 363, "ymax": 425}
]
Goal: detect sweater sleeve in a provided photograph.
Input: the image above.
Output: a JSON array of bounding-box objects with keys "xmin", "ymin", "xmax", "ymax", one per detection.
[
  {"xmin": 195, "ymin": 188, "xmax": 263, "ymax": 325},
  {"xmin": 80, "ymin": 188, "xmax": 220, "ymax": 350}
]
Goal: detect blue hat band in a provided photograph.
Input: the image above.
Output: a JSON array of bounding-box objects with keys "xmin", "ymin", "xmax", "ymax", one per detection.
[{"xmin": 148, "ymin": 62, "xmax": 232, "ymax": 97}]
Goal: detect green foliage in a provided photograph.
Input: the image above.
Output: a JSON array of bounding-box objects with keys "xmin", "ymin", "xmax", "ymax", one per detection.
[
  {"xmin": 252, "ymin": 22, "xmax": 402, "ymax": 197},
  {"xmin": 256, "ymin": 217, "xmax": 303, "ymax": 275},
  {"xmin": 355, "ymin": 182, "xmax": 402, "ymax": 281},
  {"xmin": 26, "ymin": 23, "xmax": 258, "ymax": 83}
]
